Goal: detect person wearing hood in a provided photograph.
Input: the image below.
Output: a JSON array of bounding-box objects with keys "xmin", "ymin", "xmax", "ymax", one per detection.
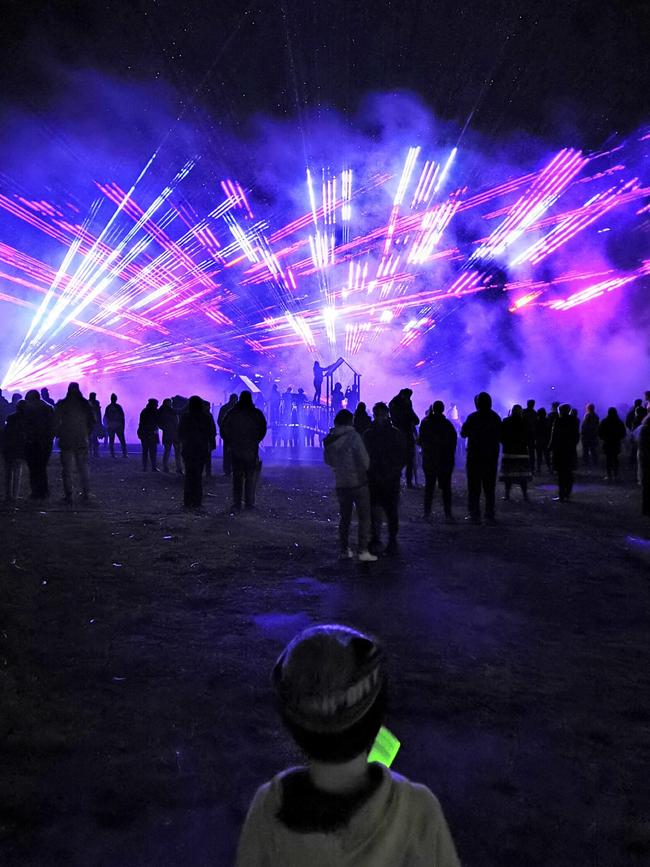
[
  {"xmin": 598, "ymin": 407, "xmax": 626, "ymax": 482},
  {"xmin": 220, "ymin": 390, "xmax": 267, "ymax": 511},
  {"xmin": 158, "ymin": 397, "xmax": 182, "ymax": 473},
  {"xmin": 353, "ymin": 402, "xmax": 372, "ymax": 437},
  {"xmin": 323, "ymin": 409, "xmax": 377, "ymax": 562},
  {"xmin": 549, "ymin": 403, "xmax": 580, "ymax": 502},
  {"xmin": 22, "ymin": 389, "xmax": 54, "ymax": 499},
  {"xmin": 418, "ymin": 401, "xmax": 457, "ymax": 522},
  {"xmin": 388, "ymin": 388, "xmax": 420, "ymax": 489},
  {"xmin": 218, "ymin": 393, "xmax": 238, "ymax": 475},
  {"xmin": 137, "ymin": 398, "xmax": 160, "ymax": 472},
  {"xmin": 460, "ymin": 392, "xmax": 502, "ymax": 523},
  {"xmin": 363, "ymin": 402, "xmax": 407, "ymax": 555},
  {"xmin": 54, "ymin": 382, "xmax": 95, "ymax": 504},
  {"xmin": 178, "ymin": 395, "xmax": 214, "ymax": 509}
]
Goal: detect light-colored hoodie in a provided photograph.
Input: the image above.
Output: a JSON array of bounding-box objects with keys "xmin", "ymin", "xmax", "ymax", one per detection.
[
  {"xmin": 323, "ymin": 424, "xmax": 370, "ymax": 488},
  {"xmin": 236, "ymin": 763, "xmax": 461, "ymax": 867}
]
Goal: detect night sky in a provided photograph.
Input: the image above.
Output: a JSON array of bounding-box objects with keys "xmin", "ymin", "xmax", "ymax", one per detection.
[{"xmin": 2, "ymin": 0, "xmax": 649, "ymax": 146}]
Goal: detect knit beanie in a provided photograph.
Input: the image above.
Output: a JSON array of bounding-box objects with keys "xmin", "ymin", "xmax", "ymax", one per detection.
[{"xmin": 272, "ymin": 624, "xmax": 384, "ymax": 735}]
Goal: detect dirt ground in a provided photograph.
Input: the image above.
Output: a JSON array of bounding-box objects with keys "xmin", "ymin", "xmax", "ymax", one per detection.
[{"xmin": 1, "ymin": 450, "xmax": 649, "ymax": 867}]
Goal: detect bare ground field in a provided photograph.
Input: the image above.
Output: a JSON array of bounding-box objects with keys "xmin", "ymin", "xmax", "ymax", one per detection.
[{"xmin": 1, "ymin": 452, "xmax": 649, "ymax": 866}]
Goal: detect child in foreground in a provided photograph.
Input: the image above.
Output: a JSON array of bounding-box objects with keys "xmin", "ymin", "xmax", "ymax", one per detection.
[{"xmin": 236, "ymin": 623, "xmax": 460, "ymax": 866}]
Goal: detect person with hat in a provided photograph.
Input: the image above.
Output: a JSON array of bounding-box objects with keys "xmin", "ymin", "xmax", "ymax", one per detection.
[{"xmin": 236, "ymin": 623, "xmax": 460, "ymax": 866}]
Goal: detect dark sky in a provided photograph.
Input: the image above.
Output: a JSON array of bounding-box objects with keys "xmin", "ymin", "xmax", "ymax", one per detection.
[{"xmin": 1, "ymin": 0, "xmax": 649, "ymax": 146}]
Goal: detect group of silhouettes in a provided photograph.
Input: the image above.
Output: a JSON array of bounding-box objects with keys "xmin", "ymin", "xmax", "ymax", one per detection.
[{"xmin": 1, "ymin": 384, "xmax": 649, "ymax": 541}]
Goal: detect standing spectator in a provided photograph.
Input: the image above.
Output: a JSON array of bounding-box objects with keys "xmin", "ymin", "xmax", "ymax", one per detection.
[
  {"xmin": 522, "ymin": 399, "xmax": 537, "ymax": 474},
  {"xmin": 218, "ymin": 394, "xmax": 238, "ymax": 475},
  {"xmin": 323, "ymin": 409, "xmax": 377, "ymax": 562},
  {"xmin": 3, "ymin": 400, "xmax": 26, "ymax": 502},
  {"xmin": 580, "ymin": 403, "xmax": 600, "ymax": 468},
  {"xmin": 54, "ymin": 383, "xmax": 95, "ymax": 504},
  {"xmin": 137, "ymin": 398, "xmax": 160, "ymax": 472},
  {"xmin": 103, "ymin": 393, "xmax": 128, "ymax": 458},
  {"xmin": 331, "ymin": 382, "xmax": 344, "ymax": 413},
  {"xmin": 178, "ymin": 395, "xmax": 214, "ymax": 509},
  {"xmin": 549, "ymin": 403, "xmax": 580, "ymax": 502},
  {"xmin": 638, "ymin": 414, "xmax": 650, "ymax": 517},
  {"xmin": 353, "ymin": 402, "xmax": 372, "ymax": 437},
  {"xmin": 547, "ymin": 401, "xmax": 560, "ymax": 470},
  {"xmin": 87, "ymin": 392, "xmax": 103, "ymax": 458},
  {"xmin": 269, "ymin": 384, "xmax": 281, "ymax": 446},
  {"xmin": 419, "ymin": 401, "xmax": 458, "ymax": 522},
  {"xmin": 204, "ymin": 401, "xmax": 217, "ymax": 477},
  {"xmin": 40, "ymin": 387, "xmax": 55, "ymax": 407},
  {"xmin": 535, "ymin": 407, "xmax": 551, "ymax": 473},
  {"xmin": 158, "ymin": 398, "xmax": 182, "ymax": 473},
  {"xmin": 23, "ymin": 389, "xmax": 54, "ymax": 500},
  {"xmin": 460, "ymin": 392, "xmax": 502, "ymax": 523},
  {"xmin": 0, "ymin": 388, "xmax": 9, "ymax": 424},
  {"xmin": 221, "ymin": 391, "xmax": 267, "ymax": 512},
  {"xmin": 363, "ymin": 402, "xmax": 407, "ymax": 555},
  {"xmin": 236, "ymin": 623, "xmax": 461, "ymax": 867},
  {"xmin": 499, "ymin": 405, "xmax": 532, "ymax": 502},
  {"xmin": 7, "ymin": 393, "xmax": 22, "ymax": 417},
  {"xmin": 598, "ymin": 407, "xmax": 627, "ymax": 482},
  {"xmin": 626, "ymin": 398, "xmax": 644, "ymax": 431},
  {"xmin": 388, "ymin": 388, "xmax": 420, "ymax": 489}
]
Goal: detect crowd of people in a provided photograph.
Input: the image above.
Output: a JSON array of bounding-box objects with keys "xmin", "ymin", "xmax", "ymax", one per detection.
[{"xmin": 1, "ymin": 383, "xmax": 649, "ymax": 548}]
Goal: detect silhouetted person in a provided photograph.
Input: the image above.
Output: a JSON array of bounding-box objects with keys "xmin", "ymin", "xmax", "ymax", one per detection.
[
  {"xmin": 88, "ymin": 392, "xmax": 103, "ymax": 458},
  {"xmin": 178, "ymin": 395, "xmax": 214, "ymax": 509},
  {"xmin": 547, "ymin": 401, "xmax": 560, "ymax": 469},
  {"xmin": 220, "ymin": 390, "xmax": 267, "ymax": 511},
  {"xmin": 323, "ymin": 409, "xmax": 377, "ymax": 562},
  {"xmin": 103, "ymin": 393, "xmax": 127, "ymax": 458},
  {"xmin": 158, "ymin": 398, "xmax": 182, "ymax": 473},
  {"xmin": 312, "ymin": 361, "xmax": 324, "ymax": 404},
  {"xmin": 345, "ymin": 384, "xmax": 359, "ymax": 414},
  {"xmin": 305, "ymin": 408, "xmax": 317, "ymax": 447},
  {"xmin": 522, "ymin": 399, "xmax": 537, "ymax": 473},
  {"xmin": 363, "ymin": 402, "xmax": 407, "ymax": 555},
  {"xmin": 535, "ymin": 407, "xmax": 551, "ymax": 473},
  {"xmin": 460, "ymin": 392, "xmax": 502, "ymax": 523},
  {"xmin": 580, "ymin": 403, "xmax": 600, "ymax": 468},
  {"xmin": 23, "ymin": 389, "xmax": 54, "ymax": 500},
  {"xmin": 638, "ymin": 415, "xmax": 650, "ymax": 517},
  {"xmin": 218, "ymin": 394, "xmax": 238, "ymax": 475},
  {"xmin": 626, "ymin": 398, "xmax": 644, "ymax": 431},
  {"xmin": 500, "ymin": 405, "xmax": 532, "ymax": 501},
  {"xmin": 203, "ymin": 401, "xmax": 217, "ymax": 477},
  {"xmin": 3, "ymin": 400, "xmax": 25, "ymax": 502},
  {"xmin": 388, "ymin": 388, "xmax": 420, "ymax": 488},
  {"xmin": 54, "ymin": 383, "xmax": 95, "ymax": 504},
  {"xmin": 418, "ymin": 400, "xmax": 457, "ymax": 522},
  {"xmin": 40, "ymin": 387, "xmax": 55, "ymax": 407},
  {"xmin": 598, "ymin": 407, "xmax": 626, "ymax": 482},
  {"xmin": 331, "ymin": 382, "xmax": 344, "ymax": 413},
  {"xmin": 549, "ymin": 403, "xmax": 580, "ymax": 502},
  {"xmin": 7, "ymin": 393, "xmax": 22, "ymax": 417},
  {"xmin": 0, "ymin": 389, "xmax": 9, "ymax": 424},
  {"xmin": 353, "ymin": 402, "xmax": 372, "ymax": 436},
  {"xmin": 137, "ymin": 398, "xmax": 160, "ymax": 472},
  {"xmin": 269, "ymin": 384, "xmax": 281, "ymax": 445}
]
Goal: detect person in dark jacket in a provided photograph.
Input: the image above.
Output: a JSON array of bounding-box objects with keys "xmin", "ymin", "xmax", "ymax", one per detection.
[
  {"xmin": 460, "ymin": 392, "xmax": 502, "ymax": 523},
  {"xmin": 158, "ymin": 398, "xmax": 182, "ymax": 473},
  {"xmin": 388, "ymin": 388, "xmax": 420, "ymax": 488},
  {"xmin": 218, "ymin": 394, "xmax": 238, "ymax": 475},
  {"xmin": 203, "ymin": 401, "xmax": 217, "ymax": 477},
  {"xmin": 499, "ymin": 405, "xmax": 532, "ymax": 501},
  {"xmin": 580, "ymin": 403, "xmax": 600, "ymax": 468},
  {"xmin": 313, "ymin": 361, "xmax": 325, "ymax": 405},
  {"xmin": 353, "ymin": 402, "xmax": 372, "ymax": 437},
  {"xmin": 54, "ymin": 382, "xmax": 95, "ymax": 503},
  {"xmin": 103, "ymin": 393, "xmax": 128, "ymax": 458},
  {"xmin": 0, "ymin": 388, "xmax": 9, "ymax": 424},
  {"xmin": 40, "ymin": 387, "xmax": 55, "ymax": 407},
  {"xmin": 549, "ymin": 403, "xmax": 580, "ymax": 502},
  {"xmin": 331, "ymin": 382, "xmax": 344, "ymax": 413},
  {"xmin": 3, "ymin": 400, "xmax": 25, "ymax": 502},
  {"xmin": 178, "ymin": 395, "xmax": 214, "ymax": 508},
  {"xmin": 323, "ymin": 409, "xmax": 376, "ymax": 562},
  {"xmin": 521, "ymin": 399, "xmax": 537, "ymax": 474},
  {"xmin": 23, "ymin": 389, "xmax": 54, "ymax": 499},
  {"xmin": 362, "ymin": 402, "xmax": 407, "ymax": 554},
  {"xmin": 137, "ymin": 398, "xmax": 160, "ymax": 471},
  {"xmin": 638, "ymin": 414, "xmax": 650, "ymax": 517},
  {"xmin": 220, "ymin": 391, "xmax": 267, "ymax": 511},
  {"xmin": 418, "ymin": 401, "xmax": 457, "ymax": 522},
  {"xmin": 534, "ymin": 407, "xmax": 551, "ymax": 473},
  {"xmin": 598, "ymin": 407, "xmax": 626, "ymax": 482},
  {"xmin": 88, "ymin": 392, "xmax": 103, "ymax": 458}
]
